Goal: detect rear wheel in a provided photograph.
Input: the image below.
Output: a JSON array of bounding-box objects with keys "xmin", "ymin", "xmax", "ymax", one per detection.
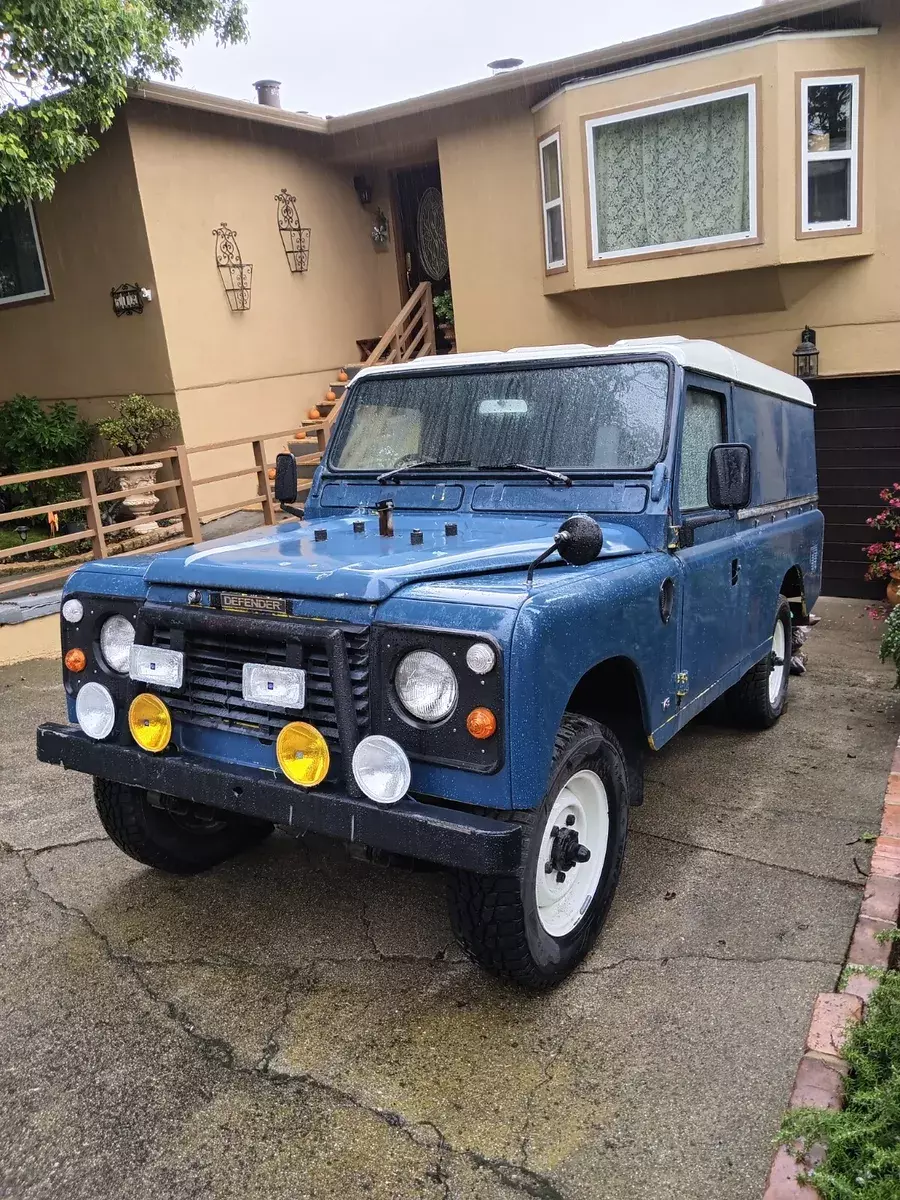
[
  {"xmin": 725, "ymin": 595, "xmax": 792, "ymax": 729},
  {"xmin": 94, "ymin": 779, "xmax": 273, "ymax": 875},
  {"xmin": 447, "ymin": 714, "xmax": 629, "ymax": 989}
]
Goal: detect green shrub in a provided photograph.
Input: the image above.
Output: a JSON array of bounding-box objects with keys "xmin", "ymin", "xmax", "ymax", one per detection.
[
  {"xmin": 779, "ymin": 970, "xmax": 900, "ymax": 1198},
  {"xmin": 433, "ymin": 291, "xmax": 454, "ymax": 324},
  {"xmin": 879, "ymin": 605, "xmax": 900, "ymax": 689},
  {"xmin": 97, "ymin": 394, "xmax": 180, "ymax": 456},
  {"xmin": 0, "ymin": 394, "xmax": 95, "ymax": 509}
]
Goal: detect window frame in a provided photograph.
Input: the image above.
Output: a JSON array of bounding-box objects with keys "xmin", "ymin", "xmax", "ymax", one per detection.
[
  {"xmin": 798, "ymin": 71, "xmax": 862, "ymax": 236},
  {"xmin": 583, "ymin": 81, "xmax": 760, "ymax": 265},
  {"xmin": 537, "ymin": 129, "xmax": 568, "ymax": 274},
  {"xmin": 0, "ymin": 200, "xmax": 51, "ymax": 309},
  {"xmin": 677, "ymin": 384, "xmax": 728, "ymax": 517}
]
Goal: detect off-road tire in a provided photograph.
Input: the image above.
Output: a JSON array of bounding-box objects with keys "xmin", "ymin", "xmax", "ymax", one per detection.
[
  {"xmin": 724, "ymin": 595, "xmax": 792, "ymax": 729},
  {"xmin": 446, "ymin": 714, "xmax": 629, "ymax": 989},
  {"xmin": 94, "ymin": 779, "xmax": 273, "ymax": 875}
]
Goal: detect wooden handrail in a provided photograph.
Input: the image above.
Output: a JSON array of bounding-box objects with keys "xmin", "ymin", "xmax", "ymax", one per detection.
[
  {"xmin": 363, "ymin": 282, "xmax": 434, "ymax": 367},
  {"xmin": 0, "ymin": 447, "xmax": 179, "ymax": 488}
]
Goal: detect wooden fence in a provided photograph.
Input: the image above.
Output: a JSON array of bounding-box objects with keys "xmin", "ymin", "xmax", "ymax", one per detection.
[{"xmin": 1, "ymin": 289, "xmax": 439, "ymax": 599}]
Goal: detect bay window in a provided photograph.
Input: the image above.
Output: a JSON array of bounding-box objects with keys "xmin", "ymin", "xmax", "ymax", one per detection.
[
  {"xmin": 585, "ymin": 83, "xmax": 758, "ymax": 262},
  {"xmin": 538, "ymin": 130, "xmax": 567, "ymax": 271},
  {"xmin": 800, "ymin": 74, "xmax": 861, "ymax": 233}
]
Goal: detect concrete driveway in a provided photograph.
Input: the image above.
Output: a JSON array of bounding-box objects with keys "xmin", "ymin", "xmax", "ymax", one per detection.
[{"xmin": 1, "ymin": 596, "xmax": 897, "ymax": 1200}]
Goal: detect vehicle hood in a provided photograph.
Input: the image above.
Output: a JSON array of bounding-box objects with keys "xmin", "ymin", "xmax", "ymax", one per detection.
[{"xmin": 142, "ymin": 512, "xmax": 650, "ymax": 602}]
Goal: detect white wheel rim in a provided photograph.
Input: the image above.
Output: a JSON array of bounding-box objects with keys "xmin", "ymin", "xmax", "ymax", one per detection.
[
  {"xmin": 768, "ymin": 617, "xmax": 787, "ymax": 706},
  {"xmin": 534, "ymin": 769, "xmax": 609, "ymax": 938}
]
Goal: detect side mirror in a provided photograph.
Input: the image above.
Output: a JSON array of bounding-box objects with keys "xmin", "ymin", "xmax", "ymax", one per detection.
[
  {"xmin": 708, "ymin": 443, "xmax": 751, "ymax": 510},
  {"xmin": 274, "ymin": 452, "xmax": 298, "ymax": 503},
  {"xmin": 555, "ymin": 514, "xmax": 603, "ymax": 565}
]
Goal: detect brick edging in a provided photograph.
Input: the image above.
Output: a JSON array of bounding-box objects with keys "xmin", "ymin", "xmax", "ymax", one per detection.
[{"xmin": 763, "ymin": 736, "xmax": 900, "ymax": 1198}]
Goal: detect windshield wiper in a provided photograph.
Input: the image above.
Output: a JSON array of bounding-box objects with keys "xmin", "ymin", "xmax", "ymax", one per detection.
[
  {"xmin": 477, "ymin": 462, "xmax": 572, "ymax": 486},
  {"xmin": 376, "ymin": 459, "xmax": 471, "ymax": 484}
]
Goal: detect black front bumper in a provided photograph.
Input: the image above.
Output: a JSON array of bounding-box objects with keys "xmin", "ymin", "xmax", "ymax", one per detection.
[{"xmin": 36, "ymin": 724, "xmax": 521, "ymax": 874}]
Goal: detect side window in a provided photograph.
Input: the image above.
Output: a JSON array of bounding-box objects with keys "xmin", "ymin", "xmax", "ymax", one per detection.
[{"xmin": 679, "ymin": 388, "xmax": 725, "ymax": 512}]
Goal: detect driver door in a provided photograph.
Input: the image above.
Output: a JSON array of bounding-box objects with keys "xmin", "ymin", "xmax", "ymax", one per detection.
[{"xmin": 674, "ymin": 382, "xmax": 744, "ymax": 727}]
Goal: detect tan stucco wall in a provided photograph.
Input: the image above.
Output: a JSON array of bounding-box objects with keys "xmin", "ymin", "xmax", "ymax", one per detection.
[
  {"xmin": 125, "ymin": 102, "xmax": 402, "ymax": 512},
  {"xmin": 0, "ymin": 616, "xmax": 58, "ymax": 666},
  {"xmin": 0, "ymin": 117, "xmax": 175, "ymax": 425},
  {"xmin": 438, "ymin": 24, "xmax": 900, "ymax": 380}
]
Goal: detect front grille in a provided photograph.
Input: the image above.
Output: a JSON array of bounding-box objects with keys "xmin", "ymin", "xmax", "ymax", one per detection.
[{"xmin": 151, "ymin": 624, "xmax": 370, "ymax": 749}]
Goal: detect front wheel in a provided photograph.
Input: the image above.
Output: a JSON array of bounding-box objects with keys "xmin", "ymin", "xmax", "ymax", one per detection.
[
  {"xmin": 447, "ymin": 714, "xmax": 629, "ymax": 989},
  {"xmin": 94, "ymin": 779, "xmax": 273, "ymax": 875},
  {"xmin": 724, "ymin": 595, "xmax": 792, "ymax": 729}
]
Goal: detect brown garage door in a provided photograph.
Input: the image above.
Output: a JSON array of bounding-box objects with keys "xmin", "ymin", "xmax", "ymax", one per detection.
[{"xmin": 812, "ymin": 376, "xmax": 900, "ymax": 599}]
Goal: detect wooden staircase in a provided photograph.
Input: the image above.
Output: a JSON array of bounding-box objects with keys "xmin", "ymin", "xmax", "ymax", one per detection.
[{"xmin": 288, "ymin": 281, "xmax": 438, "ymax": 463}]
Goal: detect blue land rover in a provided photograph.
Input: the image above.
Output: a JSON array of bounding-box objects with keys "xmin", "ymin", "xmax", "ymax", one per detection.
[{"xmin": 36, "ymin": 337, "xmax": 823, "ymax": 987}]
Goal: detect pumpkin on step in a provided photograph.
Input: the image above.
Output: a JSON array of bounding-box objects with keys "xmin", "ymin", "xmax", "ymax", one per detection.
[
  {"xmin": 309, "ymin": 407, "xmax": 321, "ymax": 420},
  {"xmin": 337, "ymin": 369, "xmax": 349, "ymax": 382},
  {"xmin": 267, "ymin": 468, "xmax": 276, "ymax": 480},
  {"xmin": 325, "ymin": 390, "xmax": 337, "ymax": 402}
]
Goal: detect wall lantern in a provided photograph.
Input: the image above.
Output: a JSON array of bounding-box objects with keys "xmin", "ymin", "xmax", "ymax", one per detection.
[
  {"xmin": 353, "ymin": 174, "xmax": 373, "ymax": 207},
  {"xmin": 793, "ymin": 326, "xmax": 819, "ymax": 378},
  {"xmin": 110, "ymin": 283, "xmax": 147, "ymax": 317},
  {"xmin": 213, "ymin": 223, "xmax": 252, "ymax": 311},
  {"xmin": 275, "ymin": 188, "xmax": 310, "ymax": 273}
]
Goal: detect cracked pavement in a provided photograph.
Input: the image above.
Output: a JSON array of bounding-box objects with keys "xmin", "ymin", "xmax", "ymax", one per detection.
[{"xmin": 1, "ymin": 596, "xmax": 897, "ymax": 1199}]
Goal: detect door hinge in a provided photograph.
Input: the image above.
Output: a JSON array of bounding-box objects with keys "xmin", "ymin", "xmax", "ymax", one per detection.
[
  {"xmin": 674, "ymin": 671, "xmax": 689, "ymax": 698},
  {"xmin": 667, "ymin": 525, "xmax": 681, "ymax": 550}
]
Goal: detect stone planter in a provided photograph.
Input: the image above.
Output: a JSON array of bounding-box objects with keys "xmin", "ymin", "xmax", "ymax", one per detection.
[
  {"xmin": 110, "ymin": 461, "xmax": 163, "ymax": 535},
  {"xmin": 888, "ymin": 569, "xmax": 900, "ymax": 608}
]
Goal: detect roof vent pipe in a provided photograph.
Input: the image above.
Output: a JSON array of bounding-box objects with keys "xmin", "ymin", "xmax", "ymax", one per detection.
[
  {"xmin": 253, "ymin": 79, "xmax": 282, "ymax": 107},
  {"xmin": 487, "ymin": 58, "xmax": 524, "ymax": 75}
]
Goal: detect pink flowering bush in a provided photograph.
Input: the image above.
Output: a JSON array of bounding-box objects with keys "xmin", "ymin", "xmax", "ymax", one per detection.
[{"xmin": 865, "ymin": 484, "xmax": 900, "ymax": 581}]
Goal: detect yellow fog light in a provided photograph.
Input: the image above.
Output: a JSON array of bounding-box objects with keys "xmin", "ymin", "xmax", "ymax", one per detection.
[
  {"xmin": 276, "ymin": 721, "xmax": 330, "ymax": 787},
  {"xmin": 128, "ymin": 692, "xmax": 172, "ymax": 753}
]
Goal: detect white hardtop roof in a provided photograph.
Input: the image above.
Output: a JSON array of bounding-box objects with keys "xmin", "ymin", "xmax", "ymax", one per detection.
[{"xmin": 354, "ymin": 336, "xmax": 814, "ymax": 405}]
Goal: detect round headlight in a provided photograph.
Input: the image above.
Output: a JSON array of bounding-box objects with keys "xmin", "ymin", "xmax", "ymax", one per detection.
[
  {"xmin": 394, "ymin": 650, "xmax": 458, "ymax": 722},
  {"xmin": 99, "ymin": 615, "xmax": 135, "ymax": 674},
  {"xmin": 465, "ymin": 642, "xmax": 496, "ymax": 675},
  {"xmin": 62, "ymin": 598, "xmax": 84, "ymax": 624},
  {"xmin": 276, "ymin": 721, "xmax": 330, "ymax": 787},
  {"xmin": 352, "ymin": 735, "xmax": 411, "ymax": 805},
  {"xmin": 75, "ymin": 682, "xmax": 116, "ymax": 740}
]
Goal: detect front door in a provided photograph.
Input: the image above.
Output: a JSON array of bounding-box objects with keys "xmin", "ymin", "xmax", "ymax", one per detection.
[
  {"xmin": 674, "ymin": 381, "xmax": 745, "ymax": 725},
  {"xmin": 393, "ymin": 163, "xmax": 451, "ymax": 336}
]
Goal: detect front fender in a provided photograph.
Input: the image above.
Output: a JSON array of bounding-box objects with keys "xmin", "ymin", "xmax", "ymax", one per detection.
[{"xmin": 509, "ymin": 553, "xmax": 680, "ymax": 809}]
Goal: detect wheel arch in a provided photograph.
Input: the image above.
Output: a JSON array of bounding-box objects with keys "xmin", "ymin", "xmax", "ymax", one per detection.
[
  {"xmin": 563, "ymin": 655, "xmax": 650, "ymax": 806},
  {"xmin": 780, "ymin": 565, "xmax": 807, "ymax": 623}
]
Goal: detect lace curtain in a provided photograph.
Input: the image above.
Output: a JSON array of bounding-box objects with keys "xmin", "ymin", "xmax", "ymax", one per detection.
[{"xmin": 593, "ymin": 94, "xmax": 751, "ymax": 255}]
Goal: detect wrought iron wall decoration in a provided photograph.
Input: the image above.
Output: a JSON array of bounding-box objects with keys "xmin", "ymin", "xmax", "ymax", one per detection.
[
  {"xmin": 213, "ymin": 223, "xmax": 252, "ymax": 311},
  {"xmin": 275, "ymin": 189, "xmax": 310, "ymax": 273},
  {"xmin": 111, "ymin": 283, "xmax": 144, "ymax": 316}
]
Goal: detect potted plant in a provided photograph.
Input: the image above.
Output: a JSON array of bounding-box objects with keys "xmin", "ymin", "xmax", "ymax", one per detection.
[
  {"xmin": 97, "ymin": 395, "xmax": 180, "ymax": 534},
  {"xmin": 433, "ymin": 290, "xmax": 456, "ymax": 352}
]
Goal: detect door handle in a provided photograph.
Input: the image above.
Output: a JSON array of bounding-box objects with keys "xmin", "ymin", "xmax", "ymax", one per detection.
[{"xmin": 731, "ymin": 558, "xmax": 741, "ymax": 586}]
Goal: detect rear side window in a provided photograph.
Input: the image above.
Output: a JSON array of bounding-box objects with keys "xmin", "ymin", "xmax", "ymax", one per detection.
[{"xmin": 679, "ymin": 387, "xmax": 725, "ymax": 511}]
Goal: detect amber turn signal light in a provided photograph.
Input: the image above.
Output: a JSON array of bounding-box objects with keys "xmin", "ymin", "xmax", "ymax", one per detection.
[
  {"xmin": 466, "ymin": 707, "xmax": 497, "ymax": 739},
  {"xmin": 64, "ymin": 648, "xmax": 87, "ymax": 673}
]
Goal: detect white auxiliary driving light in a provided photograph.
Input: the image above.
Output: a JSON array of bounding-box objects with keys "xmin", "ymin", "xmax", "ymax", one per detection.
[
  {"xmin": 99, "ymin": 615, "xmax": 136, "ymax": 674},
  {"xmin": 130, "ymin": 644, "xmax": 184, "ymax": 689},
  {"xmin": 242, "ymin": 662, "xmax": 306, "ymax": 709},
  {"xmin": 75, "ymin": 682, "xmax": 116, "ymax": 740},
  {"xmin": 465, "ymin": 642, "xmax": 496, "ymax": 674},
  {"xmin": 62, "ymin": 598, "xmax": 84, "ymax": 624},
  {"xmin": 351, "ymin": 735, "xmax": 411, "ymax": 805}
]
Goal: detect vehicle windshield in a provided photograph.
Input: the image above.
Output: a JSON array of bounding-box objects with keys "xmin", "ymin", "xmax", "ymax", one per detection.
[{"xmin": 331, "ymin": 360, "xmax": 669, "ymax": 473}]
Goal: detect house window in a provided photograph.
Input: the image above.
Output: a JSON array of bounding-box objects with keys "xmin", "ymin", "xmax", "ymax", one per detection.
[
  {"xmin": 538, "ymin": 131, "xmax": 566, "ymax": 270},
  {"xmin": 679, "ymin": 388, "xmax": 725, "ymax": 512},
  {"xmin": 586, "ymin": 84, "xmax": 757, "ymax": 262},
  {"xmin": 0, "ymin": 202, "xmax": 50, "ymax": 306},
  {"xmin": 801, "ymin": 75, "xmax": 861, "ymax": 232}
]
